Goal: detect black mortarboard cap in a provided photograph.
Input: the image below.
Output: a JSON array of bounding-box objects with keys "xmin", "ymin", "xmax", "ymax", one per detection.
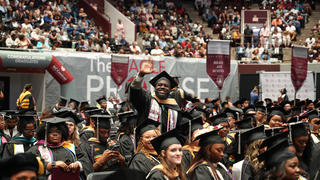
[
  {"xmin": 191, "ymin": 98, "xmax": 200, "ymax": 103},
  {"xmin": 268, "ymin": 106, "xmax": 285, "ymax": 122},
  {"xmin": 258, "ymin": 138, "xmax": 295, "ymax": 170},
  {"xmin": 151, "ymin": 128, "xmax": 183, "ymax": 155},
  {"xmin": 181, "ymin": 109, "xmax": 204, "ymax": 144},
  {"xmin": 85, "ymin": 108, "xmax": 103, "ymax": 116},
  {"xmin": 290, "ymin": 121, "xmax": 309, "ymax": 139},
  {"xmin": 296, "ymin": 100, "xmax": 306, "ymax": 107},
  {"xmin": 42, "ymin": 116, "xmax": 67, "ymax": 124},
  {"xmin": 53, "ymin": 109, "xmax": 81, "ymax": 124},
  {"xmin": 0, "ymin": 152, "xmax": 43, "ymax": 178},
  {"xmin": 261, "ymin": 131, "xmax": 289, "ymax": 149},
  {"xmin": 209, "ymin": 113, "xmax": 228, "ymax": 126},
  {"xmin": 149, "ymin": 71, "xmax": 178, "ymax": 88},
  {"xmin": 264, "ymin": 126, "xmax": 287, "ymax": 137},
  {"xmin": 254, "ymin": 101, "xmax": 264, "ymax": 107},
  {"xmin": 136, "ymin": 120, "xmax": 160, "ymax": 139},
  {"xmin": 300, "ymin": 109, "xmax": 319, "ymax": 121},
  {"xmin": 255, "ymin": 106, "xmax": 266, "ymax": 113},
  {"xmin": 233, "ymin": 100, "xmax": 241, "ymax": 107},
  {"xmin": 96, "ymin": 96, "xmax": 107, "ymax": 104},
  {"xmin": 117, "ymin": 111, "xmax": 137, "ymax": 125},
  {"xmin": 211, "ymin": 98, "xmax": 220, "ymax": 104},
  {"xmin": 69, "ymin": 98, "xmax": 80, "ymax": 108},
  {"xmin": 305, "ymin": 99, "xmax": 314, "ymax": 107},
  {"xmin": 80, "ymin": 101, "xmax": 89, "ymax": 107},
  {"xmin": 243, "ymin": 105, "xmax": 256, "ymax": 115},
  {"xmin": 91, "ymin": 114, "xmax": 112, "ymax": 129},
  {"xmin": 224, "ymin": 108, "xmax": 237, "ymax": 119},
  {"xmin": 264, "ymin": 98, "xmax": 272, "ymax": 102},
  {"xmin": 194, "ymin": 128, "xmax": 224, "ymax": 147},
  {"xmin": 235, "ymin": 116, "xmax": 255, "ymax": 129},
  {"xmin": 241, "ymin": 125, "xmax": 266, "ymax": 145},
  {"xmin": 287, "ymin": 116, "xmax": 299, "ymax": 123},
  {"xmin": 59, "ymin": 96, "xmax": 67, "ymax": 106}
]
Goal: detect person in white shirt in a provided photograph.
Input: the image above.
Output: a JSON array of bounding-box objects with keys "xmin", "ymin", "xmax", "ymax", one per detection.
[
  {"xmin": 271, "ymin": 29, "xmax": 282, "ymax": 47},
  {"xmin": 305, "ymin": 34, "xmax": 315, "ymax": 48},
  {"xmin": 5, "ymin": 33, "xmax": 18, "ymax": 47},
  {"xmin": 285, "ymin": 22, "xmax": 296, "ymax": 40},
  {"xmin": 282, "ymin": 30, "xmax": 291, "ymax": 47},
  {"xmin": 21, "ymin": 18, "xmax": 33, "ymax": 34},
  {"xmin": 150, "ymin": 44, "xmax": 164, "ymax": 56},
  {"xmin": 30, "ymin": 28, "xmax": 41, "ymax": 42},
  {"xmin": 259, "ymin": 23, "xmax": 270, "ymax": 48},
  {"xmin": 130, "ymin": 41, "xmax": 141, "ymax": 55},
  {"xmin": 271, "ymin": 24, "xmax": 282, "ymax": 33}
]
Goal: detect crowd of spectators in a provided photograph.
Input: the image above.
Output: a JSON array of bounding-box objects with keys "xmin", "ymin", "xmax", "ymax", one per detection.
[{"xmin": 236, "ymin": 0, "xmax": 313, "ymax": 64}]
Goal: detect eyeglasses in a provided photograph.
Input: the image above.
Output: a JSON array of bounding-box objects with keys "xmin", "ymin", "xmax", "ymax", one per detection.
[{"xmin": 24, "ymin": 129, "xmax": 35, "ymax": 133}]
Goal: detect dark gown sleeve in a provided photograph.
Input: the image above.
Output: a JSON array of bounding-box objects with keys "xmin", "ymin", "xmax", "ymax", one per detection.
[
  {"xmin": 75, "ymin": 145, "xmax": 94, "ymax": 177},
  {"xmin": 78, "ymin": 142, "xmax": 94, "ymax": 164},
  {"xmin": 146, "ymin": 169, "xmax": 167, "ymax": 180},
  {"xmin": 188, "ymin": 165, "xmax": 213, "ymax": 180},
  {"xmin": 80, "ymin": 131, "xmax": 94, "ymax": 143},
  {"xmin": 129, "ymin": 153, "xmax": 158, "ymax": 176},
  {"xmin": 129, "ymin": 85, "xmax": 151, "ymax": 125},
  {"xmin": 309, "ymin": 143, "xmax": 320, "ymax": 179},
  {"xmin": 2, "ymin": 142, "xmax": 14, "ymax": 159},
  {"xmin": 119, "ymin": 135, "xmax": 134, "ymax": 165},
  {"xmin": 182, "ymin": 149, "xmax": 193, "ymax": 172},
  {"xmin": 241, "ymin": 159, "xmax": 255, "ymax": 180}
]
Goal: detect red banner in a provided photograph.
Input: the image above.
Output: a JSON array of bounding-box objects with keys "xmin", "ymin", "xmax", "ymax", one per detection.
[
  {"xmin": 291, "ymin": 46, "xmax": 308, "ymax": 92},
  {"xmin": 206, "ymin": 40, "xmax": 230, "ymax": 90},
  {"xmin": 47, "ymin": 56, "xmax": 74, "ymax": 84},
  {"xmin": 111, "ymin": 55, "xmax": 129, "ymax": 87}
]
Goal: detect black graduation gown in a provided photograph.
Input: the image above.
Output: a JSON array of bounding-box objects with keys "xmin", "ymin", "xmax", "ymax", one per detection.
[
  {"xmin": 27, "ymin": 143, "xmax": 94, "ymax": 178},
  {"xmin": 2, "ymin": 136, "xmax": 36, "ymax": 159},
  {"xmin": 0, "ymin": 133, "xmax": 10, "ymax": 159},
  {"xmin": 240, "ymin": 158, "xmax": 255, "ymax": 180},
  {"xmin": 182, "ymin": 148, "xmax": 194, "ymax": 173},
  {"xmin": 170, "ymin": 87, "xmax": 194, "ymax": 108},
  {"xmin": 79, "ymin": 138, "xmax": 125, "ymax": 171},
  {"xmin": 129, "ymin": 151, "xmax": 160, "ymax": 176},
  {"xmin": 309, "ymin": 143, "xmax": 320, "ymax": 180},
  {"xmin": 79, "ymin": 129, "xmax": 94, "ymax": 143},
  {"xmin": 119, "ymin": 134, "xmax": 135, "ymax": 165},
  {"xmin": 129, "ymin": 86, "xmax": 181, "ymax": 134},
  {"xmin": 187, "ymin": 162, "xmax": 232, "ymax": 180},
  {"xmin": 146, "ymin": 164, "xmax": 180, "ymax": 180}
]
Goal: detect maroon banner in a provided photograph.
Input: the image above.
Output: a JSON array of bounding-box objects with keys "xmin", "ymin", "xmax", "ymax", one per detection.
[
  {"xmin": 291, "ymin": 46, "xmax": 308, "ymax": 91},
  {"xmin": 111, "ymin": 55, "xmax": 129, "ymax": 87},
  {"xmin": 206, "ymin": 40, "xmax": 230, "ymax": 90},
  {"xmin": 47, "ymin": 56, "xmax": 74, "ymax": 84}
]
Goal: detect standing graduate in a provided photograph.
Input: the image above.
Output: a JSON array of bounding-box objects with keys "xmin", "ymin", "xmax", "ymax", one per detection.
[
  {"xmin": 28, "ymin": 117, "xmax": 93, "ymax": 179},
  {"xmin": 3, "ymin": 111, "xmax": 19, "ymax": 138},
  {"xmin": 52, "ymin": 96, "xmax": 67, "ymax": 113},
  {"xmin": 2, "ymin": 115, "xmax": 36, "ymax": 159},
  {"xmin": 129, "ymin": 120, "xmax": 161, "ymax": 176},
  {"xmin": 79, "ymin": 114, "xmax": 126, "ymax": 172},
  {"xmin": 129, "ymin": 60, "xmax": 181, "ymax": 134},
  {"xmin": 96, "ymin": 96, "xmax": 114, "ymax": 115},
  {"xmin": 232, "ymin": 125, "xmax": 267, "ymax": 180},
  {"xmin": 117, "ymin": 111, "xmax": 137, "ymax": 165},
  {"xmin": 79, "ymin": 108, "xmax": 102, "ymax": 143},
  {"xmin": 0, "ymin": 114, "xmax": 10, "ymax": 159},
  {"xmin": 146, "ymin": 129, "xmax": 187, "ymax": 180},
  {"xmin": 68, "ymin": 98, "xmax": 80, "ymax": 112},
  {"xmin": 187, "ymin": 128, "xmax": 232, "ymax": 180},
  {"xmin": 170, "ymin": 76, "xmax": 196, "ymax": 109}
]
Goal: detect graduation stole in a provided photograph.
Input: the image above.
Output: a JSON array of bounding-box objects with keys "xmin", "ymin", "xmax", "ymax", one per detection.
[
  {"xmin": 0, "ymin": 132, "xmax": 7, "ymax": 145},
  {"xmin": 81, "ymin": 125, "xmax": 94, "ymax": 132},
  {"xmin": 13, "ymin": 136, "xmax": 37, "ymax": 144},
  {"xmin": 149, "ymin": 94, "xmax": 179, "ymax": 132},
  {"xmin": 146, "ymin": 164, "xmax": 179, "ymax": 180},
  {"xmin": 182, "ymin": 145, "xmax": 200, "ymax": 158}
]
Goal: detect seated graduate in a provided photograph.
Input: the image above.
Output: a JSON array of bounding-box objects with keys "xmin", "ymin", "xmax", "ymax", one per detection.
[
  {"xmin": 117, "ymin": 111, "xmax": 137, "ymax": 165},
  {"xmin": 79, "ymin": 108, "xmax": 102, "ymax": 143},
  {"xmin": 232, "ymin": 125, "xmax": 267, "ymax": 180},
  {"xmin": 146, "ymin": 128, "xmax": 187, "ymax": 180},
  {"xmin": 28, "ymin": 117, "xmax": 93, "ymax": 179},
  {"xmin": 129, "ymin": 120, "xmax": 161, "ymax": 176},
  {"xmin": 0, "ymin": 114, "xmax": 10, "ymax": 158},
  {"xmin": 3, "ymin": 114, "xmax": 36, "ymax": 159},
  {"xmin": 187, "ymin": 128, "xmax": 232, "ymax": 180},
  {"xmin": 79, "ymin": 114, "xmax": 126, "ymax": 172},
  {"xmin": 53, "ymin": 109, "xmax": 81, "ymax": 147},
  {"xmin": 0, "ymin": 152, "xmax": 44, "ymax": 180}
]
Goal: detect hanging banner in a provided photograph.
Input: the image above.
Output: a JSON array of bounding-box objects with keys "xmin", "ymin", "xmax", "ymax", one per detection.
[
  {"xmin": 206, "ymin": 40, "xmax": 230, "ymax": 90},
  {"xmin": 291, "ymin": 46, "xmax": 308, "ymax": 92},
  {"xmin": 47, "ymin": 56, "xmax": 74, "ymax": 84},
  {"xmin": 111, "ymin": 55, "xmax": 129, "ymax": 87}
]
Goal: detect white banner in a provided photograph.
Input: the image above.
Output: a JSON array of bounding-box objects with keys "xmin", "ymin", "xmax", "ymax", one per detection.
[{"xmin": 260, "ymin": 71, "xmax": 315, "ymax": 102}]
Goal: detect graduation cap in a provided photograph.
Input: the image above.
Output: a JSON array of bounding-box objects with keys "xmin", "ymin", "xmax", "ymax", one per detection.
[
  {"xmin": 289, "ymin": 121, "xmax": 309, "ymax": 141},
  {"xmin": 301, "ymin": 110, "xmax": 319, "ymax": 121},
  {"xmin": 241, "ymin": 125, "xmax": 266, "ymax": 145},
  {"xmin": 69, "ymin": 98, "xmax": 80, "ymax": 108},
  {"xmin": 264, "ymin": 126, "xmax": 287, "ymax": 137},
  {"xmin": 209, "ymin": 113, "xmax": 228, "ymax": 126},
  {"xmin": 91, "ymin": 114, "xmax": 113, "ymax": 140},
  {"xmin": 149, "ymin": 71, "xmax": 178, "ymax": 88},
  {"xmin": 41, "ymin": 117, "xmax": 68, "ymax": 147},
  {"xmin": 151, "ymin": 128, "xmax": 183, "ymax": 155},
  {"xmin": 80, "ymin": 101, "xmax": 89, "ymax": 108},
  {"xmin": 255, "ymin": 106, "xmax": 266, "ymax": 113},
  {"xmin": 96, "ymin": 96, "xmax": 107, "ymax": 104},
  {"xmin": 258, "ymin": 138, "xmax": 296, "ymax": 170},
  {"xmin": 261, "ymin": 131, "xmax": 289, "ymax": 149},
  {"xmin": 181, "ymin": 109, "xmax": 204, "ymax": 143},
  {"xmin": 211, "ymin": 98, "xmax": 220, "ymax": 104},
  {"xmin": 53, "ymin": 109, "xmax": 81, "ymax": 124},
  {"xmin": 58, "ymin": 96, "xmax": 68, "ymax": 106},
  {"xmin": 224, "ymin": 108, "xmax": 237, "ymax": 120},
  {"xmin": 235, "ymin": 116, "xmax": 255, "ymax": 129},
  {"xmin": 0, "ymin": 152, "xmax": 44, "ymax": 178},
  {"xmin": 233, "ymin": 100, "xmax": 242, "ymax": 107},
  {"xmin": 267, "ymin": 106, "xmax": 285, "ymax": 122},
  {"xmin": 1, "ymin": 110, "xmax": 18, "ymax": 120},
  {"xmin": 254, "ymin": 101, "xmax": 264, "ymax": 107},
  {"xmin": 194, "ymin": 128, "xmax": 224, "ymax": 147},
  {"xmin": 117, "ymin": 110, "xmax": 137, "ymax": 125},
  {"xmin": 135, "ymin": 120, "xmax": 160, "ymax": 143},
  {"xmin": 85, "ymin": 108, "xmax": 103, "ymax": 116},
  {"xmin": 243, "ymin": 105, "xmax": 256, "ymax": 115},
  {"xmin": 305, "ymin": 99, "xmax": 314, "ymax": 107}
]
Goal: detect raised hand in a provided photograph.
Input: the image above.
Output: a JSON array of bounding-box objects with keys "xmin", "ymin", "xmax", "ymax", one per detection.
[{"xmin": 138, "ymin": 58, "xmax": 156, "ymax": 77}]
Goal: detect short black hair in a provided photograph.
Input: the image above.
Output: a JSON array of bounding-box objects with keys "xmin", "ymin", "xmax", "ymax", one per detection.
[
  {"xmin": 17, "ymin": 119, "xmax": 35, "ymax": 133},
  {"xmin": 24, "ymin": 83, "xmax": 32, "ymax": 91},
  {"xmin": 36, "ymin": 123, "xmax": 69, "ymax": 141}
]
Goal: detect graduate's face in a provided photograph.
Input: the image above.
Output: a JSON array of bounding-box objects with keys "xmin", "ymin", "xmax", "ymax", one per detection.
[
  {"xmin": 269, "ymin": 115, "xmax": 283, "ymax": 128},
  {"xmin": 23, "ymin": 123, "xmax": 35, "ymax": 140},
  {"xmin": 142, "ymin": 130, "xmax": 158, "ymax": 150},
  {"xmin": 255, "ymin": 111, "xmax": 265, "ymax": 122},
  {"xmin": 0, "ymin": 116, "xmax": 4, "ymax": 131},
  {"xmin": 293, "ymin": 136, "xmax": 309, "ymax": 154},
  {"xmin": 283, "ymin": 157, "xmax": 301, "ymax": 180},
  {"xmin": 11, "ymin": 170, "xmax": 37, "ymax": 180},
  {"xmin": 48, "ymin": 127, "xmax": 62, "ymax": 144},
  {"xmin": 6, "ymin": 119, "xmax": 17, "ymax": 129},
  {"xmin": 155, "ymin": 80, "xmax": 170, "ymax": 100},
  {"xmin": 100, "ymin": 101, "xmax": 107, "ymax": 108},
  {"xmin": 163, "ymin": 144, "xmax": 182, "ymax": 166},
  {"xmin": 227, "ymin": 117, "xmax": 235, "ymax": 129},
  {"xmin": 209, "ymin": 144, "xmax": 225, "ymax": 163},
  {"xmin": 65, "ymin": 121, "xmax": 75, "ymax": 137},
  {"xmin": 218, "ymin": 122, "xmax": 230, "ymax": 138},
  {"xmin": 98, "ymin": 128, "xmax": 110, "ymax": 143}
]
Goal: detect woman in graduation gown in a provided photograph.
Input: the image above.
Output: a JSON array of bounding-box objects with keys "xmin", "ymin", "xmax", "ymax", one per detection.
[
  {"xmin": 232, "ymin": 125, "xmax": 267, "ymax": 180},
  {"xmin": 3, "ymin": 115, "xmax": 36, "ymax": 159},
  {"xmin": 27, "ymin": 117, "xmax": 93, "ymax": 179},
  {"xmin": 129, "ymin": 120, "xmax": 161, "ymax": 176},
  {"xmin": 0, "ymin": 115, "xmax": 10, "ymax": 158},
  {"xmin": 146, "ymin": 129, "xmax": 187, "ymax": 180},
  {"xmin": 187, "ymin": 128, "xmax": 232, "ymax": 180}
]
